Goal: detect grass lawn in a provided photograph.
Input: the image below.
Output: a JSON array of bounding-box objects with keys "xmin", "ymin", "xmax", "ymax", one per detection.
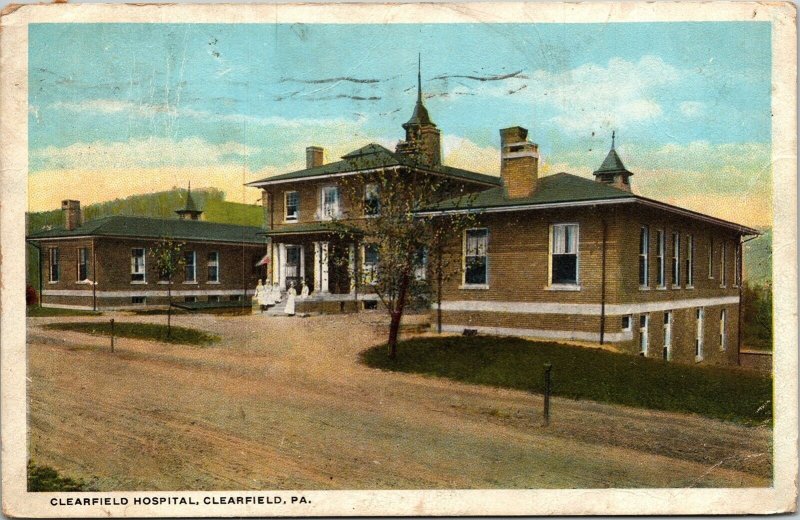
[
  {"xmin": 361, "ymin": 336, "xmax": 772, "ymax": 425},
  {"xmin": 44, "ymin": 321, "xmax": 220, "ymax": 346},
  {"xmin": 26, "ymin": 305, "xmax": 101, "ymax": 317}
]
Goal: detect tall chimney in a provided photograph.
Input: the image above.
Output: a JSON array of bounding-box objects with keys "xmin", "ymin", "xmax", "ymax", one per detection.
[
  {"xmin": 500, "ymin": 127, "xmax": 539, "ymax": 199},
  {"xmin": 61, "ymin": 200, "xmax": 81, "ymax": 231},
  {"xmin": 306, "ymin": 146, "xmax": 324, "ymax": 169}
]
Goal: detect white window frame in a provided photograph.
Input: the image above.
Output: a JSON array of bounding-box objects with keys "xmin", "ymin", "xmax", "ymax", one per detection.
[
  {"xmin": 621, "ymin": 315, "xmax": 632, "ymax": 332},
  {"xmin": 207, "ymin": 251, "xmax": 220, "ymax": 283},
  {"xmin": 656, "ymin": 229, "xmax": 665, "ymax": 288},
  {"xmin": 663, "ymin": 311, "xmax": 672, "ymax": 361},
  {"xmin": 461, "ymin": 228, "xmax": 489, "ymax": 289},
  {"xmin": 284, "ymin": 191, "xmax": 299, "ymax": 222},
  {"xmin": 671, "ymin": 232, "xmax": 681, "ymax": 288},
  {"xmin": 639, "ymin": 226, "xmax": 649, "ymax": 288},
  {"xmin": 184, "ymin": 250, "xmax": 197, "ymax": 284},
  {"xmin": 548, "ymin": 223, "xmax": 580, "ymax": 289},
  {"xmin": 320, "ymin": 185, "xmax": 341, "ymax": 220},
  {"xmin": 686, "ymin": 234, "xmax": 694, "ymax": 288},
  {"xmin": 77, "ymin": 247, "xmax": 89, "ymax": 282},
  {"xmin": 708, "ymin": 236, "xmax": 714, "ymax": 279},
  {"xmin": 695, "ymin": 307, "xmax": 705, "ymax": 361},
  {"xmin": 639, "ymin": 314, "xmax": 649, "ymax": 356},
  {"xmin": 720, "ymin": 308, "xmax": 727, "ymax": 351},
  {"xmin": 48, "ymin": 247, "xmax": 60, "ymax": 283},
  {"xmin": 364, "ymin": 182, "xmax": 380, "ymax": 216},
  {"xmin": 131, "ymin": 248, "xmax": 146, "ymax": 284},
  {"xmin": 363, "ymin": 243, "xmax": 380, "ymax": 285},
  {"xmin": 720, "ymin": 241, "xmax": 727, "ymax": 288},
  {"xmin": 734, "ymin": 242, "xmax": 741, "ymax": 287}
]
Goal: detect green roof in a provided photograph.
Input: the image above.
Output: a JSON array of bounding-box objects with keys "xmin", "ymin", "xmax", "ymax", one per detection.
[
  {"xmin": 594, "ymin": 147, "xmax": 632, "ymax": 176},
  {"xmin": 264, "ymin": 221, "xmax": 356, "ymax": 237},
  {"xmin": 430, "ymin": 172, "xmax": 634, "ymax": 210},
  {"xmin": 27, "ymin": 215, "xmax": 265, "ymax": 244},
  {"xmin": 247, "ymin": 143, "xmax": 500, "ymax": 188}
]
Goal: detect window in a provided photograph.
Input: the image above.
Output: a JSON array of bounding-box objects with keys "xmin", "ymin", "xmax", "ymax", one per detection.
[
  {"xmin": 285, "ymin": 191, "xmax": 299, "ymax": 222},
  {"xmin": 655, "ymin": 230, "xmax": 665, "ymax": 287},
  {"xmin": 131, "ymin": 248, "xmax": 146, "ymax": 283},
  {"xmin": 321, "ymin": 186, "xmax": 340, "ymax": 219},
  {"xmin": 671, "ymin": 232, "xmax": 680, "ymax": 287},
  {"xmin": 48, "ymin": 248, "xmax": 60, "ymax": 282},
  {"xmin": 734, "ymin": 242, "xmax": 741, "ymax": 287},
  {"xmin": 551, "ymin": 223, "xmax": 579, "ymax": 285},
  {"xmin": 208, "ymin": 295, "xmax": 220, "ymax": 303},
  {"xmin": 207, "ymin": 251, "xmax": 220, "ymax": 283},
  {"xmin": 720, "ymin": 242, "xmax": 727, "ymax": 287},
  {"xmin": 184, "ymin": 296, "xmax": 197, "ymax": 303},
  {"xmin": 639, "ymin": 226, "xmax": 649, "ymax": 287},
  {"xmin": 663, "ymin": 312, "xmax": 672, "ymax": 361},
  {"xmin": 184, "ymin": 251, "xmax": 196, "ymax": 283},
  {"xmin": 414, "ymin": 247, "xmax": 428, "ymax": 281},
  {"xmin": 364, "ymin": 183, "xmax": 380, "ymax": 216},
  {"xmin": 621, "ymin": 315, "xmax": 632, "ymax": 331},
  {"xmin": 230, "ymin": 295, "xmax": 243, "ymax": 302},
  {"xmin": 131, "ymin": 296, "xmax": 146, "ymax": 305},
  {"xmin": 464, "ymin": 228, "xmax": 488, "ymax": 286},
  {"xmin": 363, "ymin": 244, "xmax": 379, "ymax": 284},
  {"xmin": 695, "ymin": 307, "xmax": 705, "ymax": 361},
  {"xmin": 639, "ymin": 314, "xmax": 649, "ymax": 356},
  {"xmin": 720, "ymin": 309, "xmax": 727, "ymax": 351},
  {"xmin": 77, "ymin": 247, "xmax": 89, "ymax": 281},
  {"xmin": 686, "ymin": 235, "xmax": 694, "ymax": 287},
  {"xmin": 708, "ymin": 237, "xmax": 714, "ymax": 279}
]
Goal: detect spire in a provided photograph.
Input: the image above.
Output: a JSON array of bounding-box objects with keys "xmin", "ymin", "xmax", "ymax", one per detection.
[
  {"xmin": 176, "ymin": 183, "xmax": 203, "ymax": 220},
  {"xmin": 611, "ymin": 130, "xmax": 616, "ymax": 150},
  {"xmin": 403, "ymin": 54, "xmax": 434, "ymax": 128},
  {"xmin": 417, "ymin": 53, "xmax": 422, "ymax": 104},
  {"xmin": 593, "ymin": 131, "xmax": 633, "ymax": 192}
]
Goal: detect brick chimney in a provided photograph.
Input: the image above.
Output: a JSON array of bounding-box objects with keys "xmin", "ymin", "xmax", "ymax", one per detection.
[
  {"xmin": 306, "ymin": 146, "xmax": 324, "ymax": 169},
  {"xmin": 61, "ymin": 200, "xmax": 82, "ymax": 231},
  {"xmin": 500, "ymin": 127, "xmax": 539, "ymax": 199}
]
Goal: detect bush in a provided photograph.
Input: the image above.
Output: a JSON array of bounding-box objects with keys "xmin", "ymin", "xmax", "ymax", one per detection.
[
  {"xmin": 28, "ymin": 461, "xmax": 84, "ymax": 492},
  {"xmin": 26, "ymin": 285, "xmax": 38, "ymax": 306},
  {"xmin": 743, "ymin": 282, "xmax": 773, "ymax": 350}
]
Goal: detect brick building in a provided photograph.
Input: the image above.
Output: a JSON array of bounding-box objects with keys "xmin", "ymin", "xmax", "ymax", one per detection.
[
  {"xmin": 27, "ymin": 192, "xmax": 265, "ymax": 310},
  {"xmin": 246, "ymin": 73, "xmax": 757, "ymax": 365}
]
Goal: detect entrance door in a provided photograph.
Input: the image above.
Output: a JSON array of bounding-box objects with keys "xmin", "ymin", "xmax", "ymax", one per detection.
[
  {"xmin": 285, "ymin": 245, "xmax": 302, "ymax": 290},
  {"xmin": 663, "ymin": 311, "xmax": 672, "ymax": 360}
]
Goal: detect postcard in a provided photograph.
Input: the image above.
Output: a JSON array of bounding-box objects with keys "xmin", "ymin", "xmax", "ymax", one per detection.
[{"xmin": 1, "ymin": 1, "xmax": 797, "ymax": 516}]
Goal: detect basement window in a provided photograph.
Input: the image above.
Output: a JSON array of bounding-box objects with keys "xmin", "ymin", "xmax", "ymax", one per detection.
[
  {"xmin": 131, "ymin": 296, "xmax": 146, "ymax": 305},
  {"xmin": 621, "ymin": 315, "xmax": 632, "ymax": 331}
]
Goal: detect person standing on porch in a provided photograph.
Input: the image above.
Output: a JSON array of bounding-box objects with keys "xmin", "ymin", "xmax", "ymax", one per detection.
[
  {"xmin": 285, "ymin": 281, "xmax": 297, "ymax": 316},
  {"xmin": 300, "ymin": 279, "xmax": 309, "ymax": 299},
  {"xmin": 254, "ymin": 279, "xmax": 267, "ymax": 313}
]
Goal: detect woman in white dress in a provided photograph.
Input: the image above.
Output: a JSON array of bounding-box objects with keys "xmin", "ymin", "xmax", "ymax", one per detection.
[
  {"xmin": 254, "ymin": 279, "xmax": 266, "ymax": 312},
  {"xmin": 300, "ymin": 279, "xmax": 309, "ymax": 299},
  {"xmin": 285, "ymin": 281, "xmax": 297, "ymax": 316},
  {"xmin": 270, "ymin": 283, "xmax": 282, "ymax": 304}
]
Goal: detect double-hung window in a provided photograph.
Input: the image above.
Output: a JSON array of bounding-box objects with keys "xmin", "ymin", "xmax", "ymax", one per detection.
[
  {"xmin": 464, "ymin": 228, "xmax": 488, "ymax": 286},
  {"xmin": 321, "ymin": 186, "xmax": 340, "ymax": 219},
  {"xmin": 207, "ymin": 251, "xmax": 219, "ymax": 283},
  {"xmin": 720, "ymin": 309, "xmax": 727, "ymax": 351},
  {"xmin": 184, "ymin": 251, "xmax": 196, "ymax": 283},
  {"xmin": 655, "ymin": 230, "xmax": 665, "ymax": 287},
  {"xmin": 720, "ymin": 242, "xmax": 727, "ymax": 287},
  {"xmin": 363, "ymin": 244, "xmax": 379, "ymax": 284},
  {"xmin": 639, "ymin": 314, "xmax": 649, "ymax": 356},
  {"xmin": 364, "ymin": 183, "xmax": 380, "ymax": 216},
  {"xmin": 551, "ymin": 223, "xmax": 579, "ymax": 286},
  {"xmin": 734, "ymin": 242, "xmax": 741, "ymax": 287},
  {"xmin": 77, "ymin": 247, "xmax": 89, "ymax": 282},
  {"xmin": 284, "ymin": 191, "xmax": 299, "ymax": 222},
  {"xmin": 48, "ymin": 248, "xmax": 60, "ymax": 283},
  {"xmin": 131, "ymin": 248, "xmax": 146, "ymax": 283},
  {"xmin": 686, "ymin": 235, "xmax": 694, "ymax": 287},
  {"xmin": 708, "ymin": 236, "xmax": 714, "ymax": 279},
  {"xmin": 639, "ymin": 226, "xmax": 649, "ymax": 287},
  {"xmin": 695, "ymin": 307, "xmax": 705, "ymax": 361},
  {"xmin": 671, "ymin": 232, "xmax": 680, "ymax": 287}
]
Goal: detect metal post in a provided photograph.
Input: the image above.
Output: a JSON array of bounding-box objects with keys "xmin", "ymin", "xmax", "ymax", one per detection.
[
  {"xmin": 110, "ymin": 318, "xmax": 115, "ymax": 353},
  {"xmin": 543, "ymin": 363, "xmax": 552, "ymax": 426}
]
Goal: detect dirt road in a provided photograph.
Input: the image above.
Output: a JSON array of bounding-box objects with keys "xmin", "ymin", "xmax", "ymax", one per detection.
[{"xmin": 27, "ymin": 312, "xmax": 772, "ymax": 490}]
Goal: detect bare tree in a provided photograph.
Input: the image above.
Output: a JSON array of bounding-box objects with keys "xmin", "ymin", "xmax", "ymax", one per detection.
[{"xmin": 151, "ymin": 239, "xmax": 186, "ymax": 338}]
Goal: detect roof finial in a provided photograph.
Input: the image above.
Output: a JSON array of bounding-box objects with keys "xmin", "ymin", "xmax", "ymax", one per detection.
[
  {"xmin": 417, "ymin": 53, "xmax": 422, "ymax": 103},
  {"xmin": 611, "ymin": 130, "xmax": 616, "ymax": 150}
]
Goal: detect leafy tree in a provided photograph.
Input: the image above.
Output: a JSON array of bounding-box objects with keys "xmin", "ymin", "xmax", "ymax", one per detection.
[
  {"xmin": 742, "ymin": 281, "xmax": 773, "ymax": 350},
  {"xmin": 151, "ymin": 239, "xmax": 186, "ymax": 338},
  {"xmin": 333, "ymin": 160, "xmax": 476, "ymax": 358}
]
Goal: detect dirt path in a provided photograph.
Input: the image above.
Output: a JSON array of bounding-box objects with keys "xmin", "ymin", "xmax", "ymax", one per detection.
[{"xmin": 27, "ymin": 312, "xmax": 772, "ymax": 490}]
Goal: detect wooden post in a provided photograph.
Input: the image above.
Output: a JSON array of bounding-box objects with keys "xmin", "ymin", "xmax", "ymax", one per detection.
[
  {"xmin": 543, "ymin": 363, "xmax": 552, "ymax": 426},
  {"xmin": 110, "ymin": 318, "xmax": 115, "ymax": 353}
]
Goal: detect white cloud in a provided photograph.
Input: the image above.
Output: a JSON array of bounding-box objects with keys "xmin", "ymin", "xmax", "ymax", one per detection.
[
  {"xmin": 441, "ymin": 135, "xmax": 499, "ymax": 175},
  {"xmin": 679, "ymin": 101, "xmax": 705, "ymax": 118}
]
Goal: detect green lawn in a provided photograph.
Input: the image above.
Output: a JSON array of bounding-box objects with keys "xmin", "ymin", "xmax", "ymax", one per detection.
[
  {"xmin": 26, "ymin": 305, "xmax": 100, "ymax": 317},
  {"xmin": 361, "ymin": 336, "xmax": 772, "ymax": 425},
  {"xmin": 43, "ymin": 321, "xmax": 219, "ymax": 346}
]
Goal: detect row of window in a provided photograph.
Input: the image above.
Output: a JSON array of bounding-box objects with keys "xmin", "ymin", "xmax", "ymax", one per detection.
[
  {"xmin": 629, "ymin": 307, "xmax": 727, "ymax": 362},
  {"xmin": 638, "ymin": 227, "xmax": 741, "ymax": 289},
  {"xmin": 130, "ymin": 294, "xmax": 243, "ymax": 305},
  {"xmin": 46, "ymin": 247, "xmax": 221, "ymax": 284},
  {"xmin": 283, "ymin": 183, "xmax": 381, "ymax": 222}
]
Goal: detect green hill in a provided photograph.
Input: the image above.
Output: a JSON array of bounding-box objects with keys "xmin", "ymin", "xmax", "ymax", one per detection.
[{"xmin": 26, "ymin": 188, "xmax": 264, "ymax": 291}]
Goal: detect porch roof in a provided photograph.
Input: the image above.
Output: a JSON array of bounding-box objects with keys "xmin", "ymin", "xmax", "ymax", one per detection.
[{"xmin": 263, "ymin": 222, "xmax": 343, "ymax": 237}]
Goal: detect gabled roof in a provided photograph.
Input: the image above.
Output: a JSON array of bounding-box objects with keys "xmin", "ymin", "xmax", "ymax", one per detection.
[
  {"xmin": 246, "ymin": 143, "xmax": 500, "ymax": 188},
  {"xmin": 27, "ymin": 216, "xmax": 265, "ymax": 244},
  {"xmin": 422, "ymin": 172, "xmax": 758, "ymax": 235}
]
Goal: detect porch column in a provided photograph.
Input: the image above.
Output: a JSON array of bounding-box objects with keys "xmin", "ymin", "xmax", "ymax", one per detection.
[
  {"xmin": 299, "ymin": 245, "xmax": 306, "ymax": 286},
  {"xmin": 348, "ymin": 242, "xmax": 356, "ymax": 294},
  {"xmin": 320, "ymin": 241, "xmax": 330, "ymax": 293},
  {"xmin": 313, "ymin": 242, "xmax": 322, "ymax": 292},
  {"xmin": 271, "ymin": 242, "xmax": 280, "ymax": 285},
  {"xmin": 278, "ymin": 243, "xmax": 287, "ymax": 289}
]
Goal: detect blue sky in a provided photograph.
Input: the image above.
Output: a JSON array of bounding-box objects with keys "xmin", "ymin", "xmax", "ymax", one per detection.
[{"xmin": 28, "ymin": 22, "xmax": 772, "ymax": 225}]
